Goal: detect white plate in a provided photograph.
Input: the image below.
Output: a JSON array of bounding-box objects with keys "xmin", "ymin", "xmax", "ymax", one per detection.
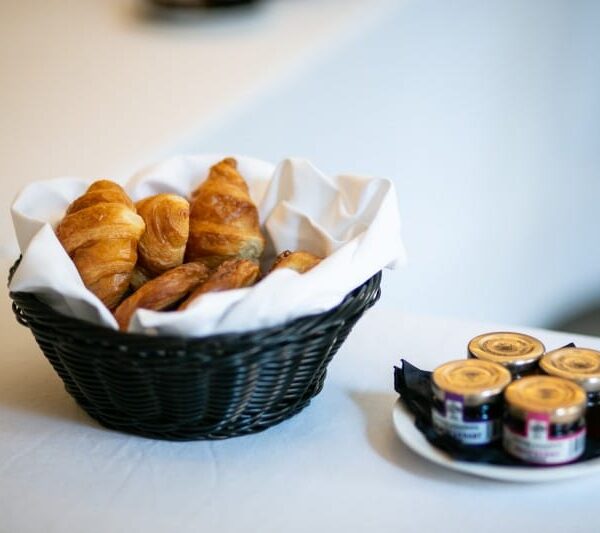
[{"xmin": 392, "ymin": 399, "xmax": 600, "ymax": 483}]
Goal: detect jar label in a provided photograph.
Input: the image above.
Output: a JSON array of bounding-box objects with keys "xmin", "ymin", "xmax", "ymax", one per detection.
[
  {"xmin": 503, "ymin": 414, "xmax": 586, "ymax": 465},
  {"xmin": 431, "ymin": 396, "xmax": 498, "ymax": 445}
]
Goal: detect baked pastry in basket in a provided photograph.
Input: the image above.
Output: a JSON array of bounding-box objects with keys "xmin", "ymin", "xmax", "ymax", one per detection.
[
  {"xmin": 185, "ymin": 158, "xmax": 265, "ymax": 267},
  {"xmin": 131, "ymin": 193, "xmax": 190, "ymax": 290},
  {"xmin": 114, "ymin": 262, "xmax": 211, "ymax": 330},
  {"xmin": 136, "ymin": 193, "xmax": 190, "ymax": 275},
  {"xmin": 269, "ymin": 250, "xmax": 322, "ymax": 274},
  {"xmin": 55, "ymin": 180, "xmax": 145, "ymax": 309},
  {"xmin": 178, "ymin": 259, "xmax": 260, "ymax": 311}
]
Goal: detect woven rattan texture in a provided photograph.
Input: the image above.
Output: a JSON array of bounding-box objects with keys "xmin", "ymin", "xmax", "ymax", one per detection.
[{"xmin": 9, "ymin": 260, "xmax": 381, "ymax": 440}]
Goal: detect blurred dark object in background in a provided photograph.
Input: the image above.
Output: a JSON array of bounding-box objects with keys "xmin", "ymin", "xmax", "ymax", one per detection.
[{"xmin": 152, "ymin": 0, "xmax": 260, "ymax": 7}]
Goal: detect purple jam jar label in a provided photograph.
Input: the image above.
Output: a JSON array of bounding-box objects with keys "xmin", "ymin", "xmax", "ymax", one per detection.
[{"xmin": 431, "ymin": 393, "xmax": 498, "ymax": 445}]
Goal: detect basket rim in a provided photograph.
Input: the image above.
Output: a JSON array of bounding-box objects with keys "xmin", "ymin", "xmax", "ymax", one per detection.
[{"xmin": 9, "ymin": 257, "xmax": 382, "ymax": 348}]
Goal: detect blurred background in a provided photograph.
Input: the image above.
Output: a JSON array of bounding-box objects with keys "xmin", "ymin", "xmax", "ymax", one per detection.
[{"xmin": 1, "ymin": 0, "xmax": 599, "ymax": 334}]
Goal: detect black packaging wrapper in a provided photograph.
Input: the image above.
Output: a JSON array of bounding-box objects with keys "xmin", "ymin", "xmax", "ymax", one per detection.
[{"xmin": 394, "ymin": 355, "xmax": 600, "ymax": 467}]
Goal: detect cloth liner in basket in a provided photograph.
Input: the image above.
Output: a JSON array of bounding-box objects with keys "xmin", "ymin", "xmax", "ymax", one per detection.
[{"xmin": 8, "ymin": 154, "xmax": 404, "ymax": 440}]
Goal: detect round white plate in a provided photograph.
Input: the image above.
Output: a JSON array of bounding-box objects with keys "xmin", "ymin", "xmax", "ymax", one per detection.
[{"xmin": 392, "ymin": 399, "xmax": 600, "ymax": 483}]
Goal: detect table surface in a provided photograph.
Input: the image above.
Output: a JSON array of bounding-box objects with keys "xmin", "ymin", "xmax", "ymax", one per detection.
[{"xmin": 1, "ymin": 258, "xmax": 599, "ymax": 533}]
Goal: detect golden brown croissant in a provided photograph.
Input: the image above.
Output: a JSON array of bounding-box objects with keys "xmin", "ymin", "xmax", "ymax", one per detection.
[
  {"xmin": 136, "ymin": 193, "xmax": 190, "ymax": 276},
  {"xmin": 269, "ymin": 250, "xmax": 322, "ymax": 274},
  {"xmin": 56, "ymin": 180, "xmax": 145, "ymax": 309},
  {"xmin": 178, "ymin": 259, "xmax": 260, "ymax": 311},
  {"xmin": 185, "ymin": 157, "xmax": 265, "ymax": 264},
  {"xmin": 114, "ymin": 262, "xmax": 211, "ymax": 330}
]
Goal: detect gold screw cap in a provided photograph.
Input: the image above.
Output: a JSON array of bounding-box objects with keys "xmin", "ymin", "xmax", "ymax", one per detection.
[
  {"xmin": 540, "ymin": 347, "xmax": 600, "ymax": 393},
  {"xmin": 468, "ymin": 331, "xmax": 545, "ymax": 369},
  {"xmin": 505, "ymin": 375, "xmax": 586, "ymax": 423},
  {"xmin": 432, "ymin": 359, "xmax": 511, "ymax": 404}
]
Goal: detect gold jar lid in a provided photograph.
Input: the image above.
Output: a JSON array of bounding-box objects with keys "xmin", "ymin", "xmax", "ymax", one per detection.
[
  {"xmin": 432, "ymin": 359, "xmax": 512, "ymax": 405},
  {"xmin": 468, "ymin": 332, "xmax": 545, "ymax": 370},
  {"xmin": 505, "ymin": 376, "xmax": 586, "ymax": 423},
  {"xmin": 540, "ymin": 347, "xmax": 600, "ymax": 393}
]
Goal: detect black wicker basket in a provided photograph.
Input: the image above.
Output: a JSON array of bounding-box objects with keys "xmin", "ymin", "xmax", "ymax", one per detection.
[{"xmin": 8, "ymin": 260, "xmax": 381, "ymax": 440}]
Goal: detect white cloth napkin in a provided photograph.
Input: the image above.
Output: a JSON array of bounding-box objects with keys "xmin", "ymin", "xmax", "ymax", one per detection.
[{"xmin": 9, "ymin": 154, "xmax": 405, "ymax": 336}]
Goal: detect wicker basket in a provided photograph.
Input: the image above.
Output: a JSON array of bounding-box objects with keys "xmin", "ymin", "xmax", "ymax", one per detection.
[{"xmin": 8, "ymin": 260, "xmax": 381, "ymax": 440}]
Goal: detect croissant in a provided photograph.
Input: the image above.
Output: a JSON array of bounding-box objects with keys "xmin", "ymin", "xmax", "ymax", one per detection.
[
  {"xmin": 136, "ymin": 193, "xmax": 190, "ymax": 276},
  {"xmin": 178, "ymin": 259, "xmax": 260, "ymax": 311},
  {"xmin": 185, "ymin": 157, "xmax": 265, "ymax": 264},
  {"xmin": 129, "ymin": 255, "xmax": 221, "ymax": 293},
  {"xmin": 56, "ymin": 180, "xmax": 145, "ymax": 309},
  {"xmin": 114, "ymin": 262, "xmax": 210, "ymax": 330},
  {"xmin": 269, "ymin": 250, "xmax": 322, "ymax": 274}
]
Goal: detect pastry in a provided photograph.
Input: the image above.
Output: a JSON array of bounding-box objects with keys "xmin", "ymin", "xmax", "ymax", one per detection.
[
  {"xmin": 114, "ymin": 262, "xmax": 211, "ymax": 330},
  {"xmin": 269, "ymin": 250, "xmax": 322, "ymax": 274},
  {"xmin": 178, "ymin": 259, "xmax": 260, "ymax": 311},
  {"xmin": 136, "ymin": 193, "xmax": 190, "ymax": 276},
  {"xmin": 185, "ymin": 158, "xmax": 265, "ymax": 264},
  {"xmin": 56, "ymin": 180, "xmax": 145, "ymax": 309}
]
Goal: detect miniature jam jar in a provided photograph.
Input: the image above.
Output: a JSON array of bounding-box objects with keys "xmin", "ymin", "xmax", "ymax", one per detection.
[
  {"xmin": 431, "ymin": 359, "xmax": 512, "ymax": 445},
  {"xmin": 468, "ymin": 331, "xmax": 545, "ymax": 379},
  {"xmin": 503, "ymin": 376, "xmax": 586, "ymax": 465},
  {"xmin": 539, "ymin": 347, "xmax": 600, "ymax": 438}
]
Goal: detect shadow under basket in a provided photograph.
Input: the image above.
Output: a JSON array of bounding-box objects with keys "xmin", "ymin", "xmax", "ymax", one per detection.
[{"xmin": 8, "ymin": 260, "xmax": 381, "ymax": 441}]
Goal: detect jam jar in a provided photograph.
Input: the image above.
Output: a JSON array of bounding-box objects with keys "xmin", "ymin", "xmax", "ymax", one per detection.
[
  {"xmin": 540, "ymin": 347, "xmax": 600, "ymax": 438},
  {"xmin": 468, "ymin": 331, "xmax": 545, "ymax": 379},
  {"xmin": 431, "ymin": 359, "xmax": 511, "ymax": 445},
  {"xmin": 503, "ymin": 376, "xmax": 586, "ymax": 465}
]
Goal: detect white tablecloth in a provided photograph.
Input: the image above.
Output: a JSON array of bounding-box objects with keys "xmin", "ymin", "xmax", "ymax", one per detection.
[{"xmin": 1, "ymin": 258, "xmax": 599, "ymax": 533}]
